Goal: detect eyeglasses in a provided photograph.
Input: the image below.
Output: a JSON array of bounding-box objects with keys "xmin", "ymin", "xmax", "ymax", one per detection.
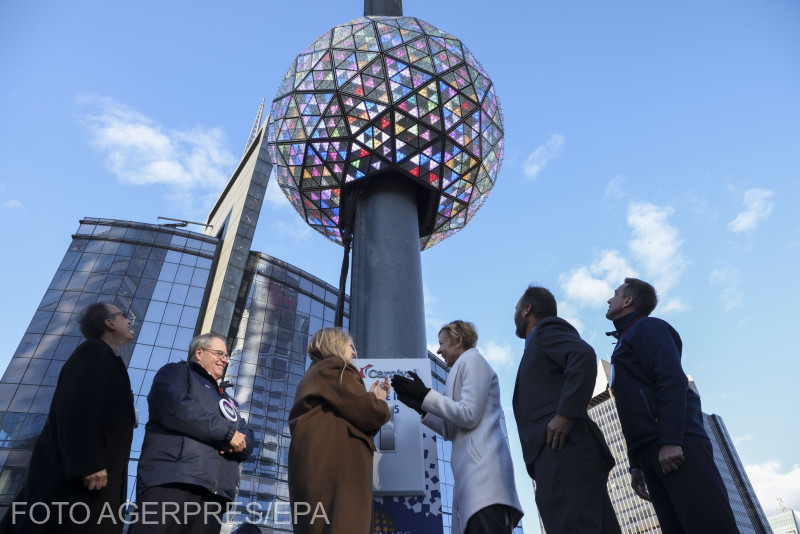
[
  {"xmin": 107, "ymin": 310, "xmax": 130, "ymax": 320},
  {"xmin": 199, "ymin": 347, "xmax": 229, "ymax": 361}
]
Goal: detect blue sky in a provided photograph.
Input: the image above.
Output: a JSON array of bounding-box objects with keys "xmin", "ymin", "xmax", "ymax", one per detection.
[{"xmin": 1, "ymin": 0, "xmax": 799, "ymax": 531}]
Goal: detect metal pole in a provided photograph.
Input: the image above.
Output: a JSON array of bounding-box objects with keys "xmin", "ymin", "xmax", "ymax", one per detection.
[
  {"xmin": 364, "ymin": 0, "xmax": 403, "ymax": 16},
  {"xmin": 349, "ymin": 175, "xmax": 426, "ymax": 359}
]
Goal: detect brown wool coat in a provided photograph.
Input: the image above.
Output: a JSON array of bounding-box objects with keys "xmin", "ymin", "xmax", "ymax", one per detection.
[{"xmin": 288, "ymin": 357, "xmax": 390, "ymax": 534}]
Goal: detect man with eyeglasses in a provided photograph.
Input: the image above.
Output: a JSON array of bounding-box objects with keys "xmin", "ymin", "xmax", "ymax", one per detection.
[
  {"xmin": 3, "ymin": 303, "xmax": 135, "ymax": 533},
  {"xmin": 131, "ymin": 333, "xmax": 254, "ymax": 534}
]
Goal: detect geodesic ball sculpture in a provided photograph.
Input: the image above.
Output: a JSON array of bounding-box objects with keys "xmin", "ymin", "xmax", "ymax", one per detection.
[{"xmin": 266, "ymin": 15, "xmax": 504, "ymax": 250}]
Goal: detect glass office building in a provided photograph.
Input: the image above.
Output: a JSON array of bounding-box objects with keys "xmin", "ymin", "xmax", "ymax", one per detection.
[
  {"xmin": 704, "ymin": 413, "xmax": 773, "ymax": 534},
  {"xmin": 0, "ymin": 217, "xmax": 219, "ymax": 508},
  {"xmin": 768, "ymin": 505, "xmax": 800, "ymax": 534}
]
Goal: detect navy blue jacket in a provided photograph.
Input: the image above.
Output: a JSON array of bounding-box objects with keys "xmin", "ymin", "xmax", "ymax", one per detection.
[
  {"xmin": 513, "ymin": 317, "xmax": 614, "ymax": 477},
  {"xmin": 609, "ymin": 313, "xmax": 707, "ymax": 468},
  {"xmin": 137, "ymin": 361, "xmax": 254, "ymax": 500}
]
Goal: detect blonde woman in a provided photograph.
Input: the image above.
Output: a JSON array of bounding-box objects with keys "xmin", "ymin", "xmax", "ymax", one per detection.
[
  {"xmin": 288, "ymin": 327, "xmax": 390, "ymax": 534},
  {"xmin": 393, "ymin": 320, "xmax": 523, "ymax": 534}
]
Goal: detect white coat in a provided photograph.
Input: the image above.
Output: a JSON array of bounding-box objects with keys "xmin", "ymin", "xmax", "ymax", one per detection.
[{"xmin": 421, "ymin": 348, "xmax": 523, "ymax": 534}]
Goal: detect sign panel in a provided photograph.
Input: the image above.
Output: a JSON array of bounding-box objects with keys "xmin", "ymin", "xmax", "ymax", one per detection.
[{"xmin": 358, "ymin": 358, "xmax": 431, "ymax": 496}]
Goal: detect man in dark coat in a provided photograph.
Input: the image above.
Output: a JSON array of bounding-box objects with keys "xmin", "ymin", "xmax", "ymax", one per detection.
[
  {"xmin": 130, "ymin": 333, "xmax": 253, "ymax": 534},
  {"xmin": 606, "ymin": 278, "xmax": 738, "ymax": 534},
  {"xmin": 513, "ymin": 285, "xmax": 620, "ymax": 534},
  {"xmin": 4, "ymin": 302, "xmax": 136, "ymax": 533}
]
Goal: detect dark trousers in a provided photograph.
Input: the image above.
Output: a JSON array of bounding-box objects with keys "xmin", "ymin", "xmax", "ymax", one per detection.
[
  {"xmin": 636, "ymin": 436, "xmax": 739, "ymax": 534},
  {"xmin": 128, "ymin": 483, "xmax": 228, "ymax": 534},
  {"xmin": 465, "ymin": 504, "xmax": 517, "ymax": 534},
  {"xmin": 532, "ymin": 421, "xmax": 621, "ymax": 534}
]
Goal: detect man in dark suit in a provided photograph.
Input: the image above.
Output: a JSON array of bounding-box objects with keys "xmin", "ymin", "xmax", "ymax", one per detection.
[
  {"xmin": 606, "ymin": 278, "xmax": 738, "ymax": 534},
  {"xmin": 5, "ymin": 302, "xmax": 136, "ymax": 533},
  {"xmin": 513, "ymin": 285, "xmax": 620, "ymax": 534}
]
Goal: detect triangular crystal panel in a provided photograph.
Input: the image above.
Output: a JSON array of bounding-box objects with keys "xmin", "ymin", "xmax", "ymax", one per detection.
[
  {"xmin": 428, "ymin": 37, "xmax": 463, "ymax": 73},
  {"xmin": 353, "ymin": 23, "xmax": 380, "ymax": 51},
  {"xmin": 301, "ymin": 29, "xmax": 332, "ymax": 55}
]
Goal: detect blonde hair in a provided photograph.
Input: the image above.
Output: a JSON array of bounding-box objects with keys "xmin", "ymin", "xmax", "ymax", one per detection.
[
  {"xmin": 307, "ymin": 328, "xmax": 353, "ymax": 381},
  {"xmin": 439, "ymin": 320, "xmax": 478, "ymax": 350}
]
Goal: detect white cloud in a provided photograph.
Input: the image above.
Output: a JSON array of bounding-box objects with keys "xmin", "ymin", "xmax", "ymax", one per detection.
[
  {"xmin": 557, "ymin": 300, "xmax": 585, "ymax": 334},
  {"xmin": 745, "ymin": 461, "xmax": 800, "ymax": 514},
  {"xmin": 729, "ymin": 188, "xmax": 775, "ymax": 233},
  {"xmin": 559, "ymin": 201, "xmax": 687, "ymax": 319},
  {"xmin": 659, "ymin": 297, "xmax": 688, "ymax": 314},
  {"xmin": 480, "ymin": 340, "xmax": 515, "ymax": 367},
  {"xmin": 561, "ymin": 267, "xmax": 610, "ymax": 305},
  {"xmin": 522, "ymin": 133, "xmax": 564, "ymax": 181},
  {"xmin": 686, "ymin": 192, "xmax": 719, "ymax": 222},
  {"xmin": 79, "ymin": 95, "xmax": 236, "ymax": 190},
  {"xmin": 271, "ymin": 219, "xmax": 313, "ymax": 241},
  {"xmin": 265, "ymin": 178, "xmax": 290, "ymax": 208},
  {"xmin": 3, "ymin": 199, "xmax": 23, "ymax": 209},
  {"xmin": 423, "ymin": 286, "xmax": 447, "ymax": 345},
  {"xmin": 560, "ymin": 250, "xmax": 636, "ymax": 308},
  {"xmin": 710, "ymin": 266, "xmax": 743, "ymax": 310},
  {"xmin": 628, "ymin": 202, "xmax": 688, "ymax": 294},
  {"xmin": 733, "ymin": 434, "xmax": 754, "ymax": 446},
  {"xmin": 605, "ymin": 175, "xmax": 626, "ymax": 200}
]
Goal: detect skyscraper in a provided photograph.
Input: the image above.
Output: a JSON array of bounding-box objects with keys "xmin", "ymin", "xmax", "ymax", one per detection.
[
  {"xmin": 704, "ymin": 413, "xmax": 773, "ymax": 533},
  {"xmin": 585, "ymin": 360, "xmax": 771, "ymax": 534},
  {"xmin": 768, "ymin": 502, "xmax": 800, "ymax": 534}
]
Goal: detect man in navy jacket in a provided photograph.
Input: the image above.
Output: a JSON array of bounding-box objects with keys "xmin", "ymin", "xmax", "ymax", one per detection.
[
  {"xmin": 131, "ymin": 333, "xmax": 253, "ymax": 534},
  {"xmin": 606, "ymin": 278, "xmax": 738, "ymax": 534}
]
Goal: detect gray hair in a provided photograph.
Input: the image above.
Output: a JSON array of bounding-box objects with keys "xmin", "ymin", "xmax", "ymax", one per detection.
[{"xmin": 188, "ymin": 333, "xmax": 226, "ymax": 361}]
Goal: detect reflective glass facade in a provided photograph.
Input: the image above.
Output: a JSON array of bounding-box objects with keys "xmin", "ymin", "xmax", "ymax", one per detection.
[
  {"xmin": 0, "ymin": 218, "xmax": 218, "ymax": 512},
  {"xmin": 769, "ymin": 508, "xmax": 800, "ymax": 534},
  {"xmin": 704, "ymin": 413, "xmax": 772, "ymax": 534}
]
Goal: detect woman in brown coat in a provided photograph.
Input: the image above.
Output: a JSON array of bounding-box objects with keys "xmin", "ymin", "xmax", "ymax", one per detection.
[{"xmin": 288, "ymin": 327, "xmax": 390, "ymax": 534}]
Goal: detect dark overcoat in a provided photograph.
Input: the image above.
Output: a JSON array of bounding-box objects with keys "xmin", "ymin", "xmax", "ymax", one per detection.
[
  {"xmin": 513, "ymin": 317, "xmax": 619, "ymax": 534},
  {"xmin": 288, "ymin": 357, "xmax": 390, "ymax": 534},
  {"xmin": 5, "ymin": 338, "xmax": 135, "ymax": 533},
  {"xmin": 513, "ymin": 317, "xmax": 613, "ymax": 475}
]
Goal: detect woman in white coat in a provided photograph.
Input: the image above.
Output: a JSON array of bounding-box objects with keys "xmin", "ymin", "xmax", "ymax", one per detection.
[{"xmin": 392, "ymin": 320, "xmax": 523, "ymax": 534}]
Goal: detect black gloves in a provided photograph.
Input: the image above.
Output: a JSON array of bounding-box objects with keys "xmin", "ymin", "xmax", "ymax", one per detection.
[
  {"xmin": 391, "ymin": 371, "xmax": 430, "ymax": 402},
  {"xmin": 396, "ymin": 393, "xmax": 425, "ymax": 416},
  {"xmin": 392, "ymin": 371, "xmax": 430, "ymax": 416}
]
